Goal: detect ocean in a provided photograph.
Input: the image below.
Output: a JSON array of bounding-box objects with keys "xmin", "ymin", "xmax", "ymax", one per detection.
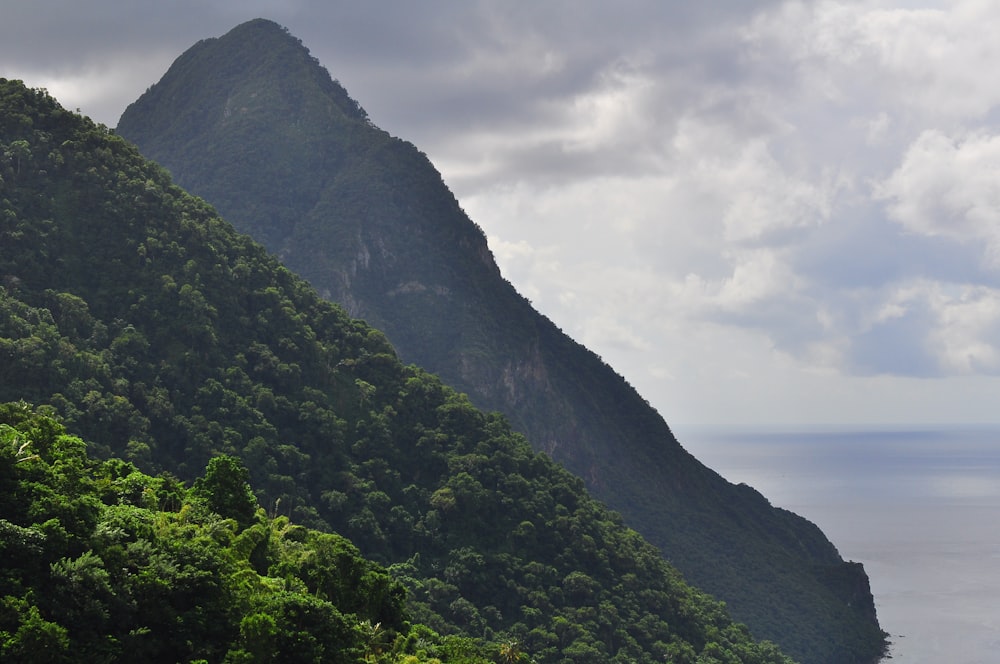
[{"xmin": 679, "ymin": 427, "xmax": 1000, "ymax": 664}]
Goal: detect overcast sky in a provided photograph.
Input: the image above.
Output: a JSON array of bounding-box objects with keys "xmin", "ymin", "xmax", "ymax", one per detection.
[{"xmin": 4, "ymin": 0, "xmax": 1000, "ymax": 432}]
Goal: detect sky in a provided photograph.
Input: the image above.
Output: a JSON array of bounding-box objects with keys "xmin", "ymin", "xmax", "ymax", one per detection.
[{"xmin": 4, "ymin": 0, "xmax": 1000, "ymax": 431}]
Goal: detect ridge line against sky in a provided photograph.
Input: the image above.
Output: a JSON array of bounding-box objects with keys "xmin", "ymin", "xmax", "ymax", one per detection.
[{"xmin": 4, "ymin": 0, "xmax": 1000, "ymax": 430}]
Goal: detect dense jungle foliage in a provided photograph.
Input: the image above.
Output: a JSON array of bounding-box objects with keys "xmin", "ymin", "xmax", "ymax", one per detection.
[
  {"xmin": 0, "ymin": 79, "xmax": 796, "ymax": 662},
  {"xmin": 116, "ymin": 19, "xmax": 887, "ymax": 664},
  {"xmin": 1, "ymin": 403, "xmax": 416, "ymax": 663}
]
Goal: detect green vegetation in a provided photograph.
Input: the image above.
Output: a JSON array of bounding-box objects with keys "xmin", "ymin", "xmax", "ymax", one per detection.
[
  {"xmin": 0, "ymin": 402, "xmax": 413, "ymax": 663},
  {"xmin": 116, "ymin": 19, "xmax": 887, "ymax": 663},
  {"xmin": 0, "ymin": 402, "xmax": 792, "ymax": 663},
  {"xmin": 0, "ymin": 79, "xmax": 796, "ymax": 662}
]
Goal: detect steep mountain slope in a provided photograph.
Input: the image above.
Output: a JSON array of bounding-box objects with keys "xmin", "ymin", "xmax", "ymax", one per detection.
[
  {"xmin": 0, "ymin": 78, "xmax": 794, "ymax": 663},
  {"xmin": 116, "ymin": 19, "xmax": 886, "ymax": 664}
]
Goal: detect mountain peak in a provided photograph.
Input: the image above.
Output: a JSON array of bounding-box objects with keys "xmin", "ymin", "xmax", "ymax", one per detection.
[
  {"xmin": 117, "ymin": 16, "xmax": 366, "ymax": 152},
  {"xmin": 1, "ymin": 76, "xmax": 807, "ymax": 663},
  {"xmin": 117, "ymin": 17, "xmax": 375, "ymax": 249},
  {"xmin": 227, "ymin": 16, "xmax": 287, "ymax": 34},
  {"xmin": 117, "ymin": 23, "xmax": 888, "ymax": 663}
]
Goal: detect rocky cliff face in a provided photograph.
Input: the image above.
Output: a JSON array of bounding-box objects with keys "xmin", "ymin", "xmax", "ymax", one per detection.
[{"xmin": 117, "ymin": 19, "xmax": 887, "ymax": 663}]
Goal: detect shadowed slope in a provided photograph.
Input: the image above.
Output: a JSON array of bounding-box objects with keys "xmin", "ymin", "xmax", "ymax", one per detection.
[{"xmin": 117, "ymin": 20, "xmax": 887, "ymax": 663}]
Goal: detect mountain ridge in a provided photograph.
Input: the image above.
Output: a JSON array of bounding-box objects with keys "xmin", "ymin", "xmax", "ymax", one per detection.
[
  {"xmin": 0, "ymin": 77, "xmax": 795, "ymax": 662},
  {"xmin": 116, "ymin": 19, "xmax": 887, "ymax": 664}
]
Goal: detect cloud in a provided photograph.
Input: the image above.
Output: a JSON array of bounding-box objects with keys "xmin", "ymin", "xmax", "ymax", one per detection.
[
  {"xmin": 743, "ymin": 0, "xmax": 1000, "ymax": 122},
  {"xmin": 877, "ymin": 130, "xmax": 1000, "ymax": 268},
  {"xmin": 928, "ymin": 283, "xmax": 1000, "ymax": 374},
  {"xmin": 8, "ymin": 0, "xmax": 1000, "ymax": 424},
  {"xmin": 667, "ymin": 116, "xmax": 843, "ymax": 245}
]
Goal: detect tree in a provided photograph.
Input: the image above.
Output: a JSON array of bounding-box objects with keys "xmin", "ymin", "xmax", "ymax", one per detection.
[
  {"xmin": 0, "ymin": 600, "xmax": 70, "ymax": 664},
  {"xmin": 193, "ymin": 455, "xmax": 259, "ymax": 528}
]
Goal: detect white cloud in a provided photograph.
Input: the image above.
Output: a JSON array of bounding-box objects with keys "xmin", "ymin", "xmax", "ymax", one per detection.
[
  {"xmin": 877, "ymin": 130, "xmax": 1000, "ymax": 268},
  {"xmin": 670, "ymin": 118, "xmax": 842, "ymax": 244},
  {"xmin": 22, "ymin": 55, "xmax": 178, "ymax": 126},
  {"xmin": 745, "ymin": 0, "xmax": 1000, "ymax": 122},
  {"xmin": 929, "ymin": 284, "xmax": 1000, "ymax": 373}
]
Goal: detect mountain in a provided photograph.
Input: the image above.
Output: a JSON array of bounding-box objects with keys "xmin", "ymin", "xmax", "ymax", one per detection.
[
  {"xmin": 116, "ymin": 19, "xmax": 887, "ymax": 664},
  {"xmin": 0, "ymin": 77, "xmax": 794, "ymax": 663}
]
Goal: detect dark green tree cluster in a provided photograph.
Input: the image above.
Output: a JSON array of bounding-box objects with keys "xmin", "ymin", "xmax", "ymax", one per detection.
[
  {"xmin": 0, "ymin": 79, "xmax": 802, "ymax": 662},
  {"xmin": 0, "ymin": 401, "xmax": 440, "ymax": 662},
  {"xmin": 115, "ymin": 20, "xmax": 886, "ymax": 664}
]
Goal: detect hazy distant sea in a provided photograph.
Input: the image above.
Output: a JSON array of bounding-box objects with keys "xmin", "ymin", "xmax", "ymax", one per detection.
[{"xmin": 679, "ymin": 426, "xmax": 1000, "ymax": 664}]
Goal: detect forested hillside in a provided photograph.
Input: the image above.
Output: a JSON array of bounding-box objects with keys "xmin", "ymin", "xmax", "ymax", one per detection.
[
  {"xmin": 116, "ymin": 19, "xmax": 886, "ymax": 664},
  {"xmin": 1, "ymin": 403, "xmax": 416, "ymax": 662},
  {"xmin": 0, "ymin": 79, "xmax": 795, "ymax": 662}
]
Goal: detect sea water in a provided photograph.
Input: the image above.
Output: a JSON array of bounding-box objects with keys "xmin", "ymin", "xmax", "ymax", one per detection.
[{"xmin": 679, "ymin": 427, "xmax": 1000, "ymax": 664}]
